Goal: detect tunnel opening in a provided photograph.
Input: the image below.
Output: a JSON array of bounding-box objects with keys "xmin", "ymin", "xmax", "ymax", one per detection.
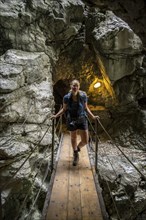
[
  {"xmin": 53, "ymin": 79, "xmax": 70, "ymax": 114},
  {"xmin": 53, "ymin": 48, "xmax": 117, "ymax": 109},
  {"xmin": 53, "ymin": 77, "xmax": 114, "ymax": 134},
  {"xmin": 53, "ymin": 43, "xmax": 117, "ymax": 132},
  {"xmin": 138, "ymin": 97, "xmax": 146, "ymax": 109}
]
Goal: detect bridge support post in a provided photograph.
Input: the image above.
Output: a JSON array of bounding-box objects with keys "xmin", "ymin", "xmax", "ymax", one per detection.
[
  {"xmin": 95, "ymin": 119, "xmax": 98, "ymax": 173},
  {"xmin": 51, "ymin": 119, "xmax": 55, "ymax": 173}
]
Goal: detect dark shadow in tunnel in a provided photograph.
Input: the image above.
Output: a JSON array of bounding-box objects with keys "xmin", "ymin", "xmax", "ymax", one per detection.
[
  {"xmin": 53, "ymin": 79, "xmax": 70, "ymax": 114},
  {"xmin": 138, "ymin": 97, "xmax": 146, "ymax": 110}
]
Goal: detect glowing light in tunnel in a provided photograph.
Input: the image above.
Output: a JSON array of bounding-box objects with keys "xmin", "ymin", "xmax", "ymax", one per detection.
[
  {"xmin": 94, "ymin": 82, "xmax": 101, "ymax": 88},
  {"xmin": 96, "ymin": 55, "xmax": 117, "ymax": 102}
]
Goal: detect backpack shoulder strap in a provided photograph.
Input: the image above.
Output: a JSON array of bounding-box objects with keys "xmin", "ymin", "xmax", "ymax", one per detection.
[
  {"xmin": 78, "ymin": 90, "xmax": 87, "ymax": 103},
  {"xmin": 64, "ymin": 92, "xmax": 72, "ymax": 119}
]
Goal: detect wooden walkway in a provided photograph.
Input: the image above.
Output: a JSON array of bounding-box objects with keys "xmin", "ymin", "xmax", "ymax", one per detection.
[{"xmin": 46, "ymin": 134, "xmax": 103, "ymax": 220}]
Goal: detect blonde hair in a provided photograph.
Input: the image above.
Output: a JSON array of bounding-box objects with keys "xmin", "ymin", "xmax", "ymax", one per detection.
[{"xmin": 70, "ymin": 79, "xmax": 80, "ymax": 86}]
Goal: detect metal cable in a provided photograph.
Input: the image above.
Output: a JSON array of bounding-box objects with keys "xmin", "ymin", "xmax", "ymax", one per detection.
[
  {"xmin": 97, "ymin": 118, "xmax": 146, "ymax": 181},
  {"xmin": 0, "ymin": 98, "xmax": 34, "ymax": 147},
  {"xmin": 14, "ymin": 147, "xmax": 52, "ymax": 220},
  {"xmin": 55, "ymin": 116, "xmax": 62, "ymax": 137},
  {"xmin": 13, "ymin": 116, "xmax": 60, "ymax": 219},
  {"xmin": 88, "ymin": 131, "xmax": 122, "ymax": 219},
  {"xmin": 0, "ymin": 75, "xmax": 44, "ymax": 112},
  {"xmin": 88, "ymin": 118, "xmax": 122, "ymax": 217},
  {"xmin": 25, "ymin": 119, "xmax": 62, "ymax": 219},
  {"xmin": 89, "ymin": 134, "xmax": 138, "ymax": 218},
  {"xmin": 5, "ymin": 117, "xmax": 60, "ymax": 219},
  {"xmin": 0, "ymin": 121, "xmax": 52, "ymax": 191},
  {"xmin": 88, "ymin": 117, "xmax": 139, "ymax": 217},
  {"xmin": 0, "ymin": 128, "xmax": 39, "ymax": 138},
  {"xmin": 99, "ymin": 140, "xmax": 138, "ymax": 217},
  {"xmin": 105, "ymin": 179, "xmax": 121, "ymax": 220},
  {"xmin": 25, "ymin": 162, "xmax": 51, "ymax": 220},
  {"xmin": 0, "ymin": 127, "xmax": 51, "ymax": 171}
]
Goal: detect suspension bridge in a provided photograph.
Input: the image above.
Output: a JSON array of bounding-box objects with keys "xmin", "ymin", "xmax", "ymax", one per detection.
[
  {"xmin": 0, "ymin": 115, "xmax": 146, "ymax": 220},
  {"xmin": 44, "ymin": 133, "xmax": 104, "ymax": 220}
]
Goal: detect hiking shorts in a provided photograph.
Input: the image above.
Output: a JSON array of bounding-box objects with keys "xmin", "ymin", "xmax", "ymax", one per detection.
[{"xmin": 67, "ymin": 116, "xmax": 88, "ymax": 131}]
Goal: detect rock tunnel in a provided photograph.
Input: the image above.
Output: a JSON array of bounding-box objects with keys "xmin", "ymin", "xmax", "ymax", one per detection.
[
  {"xmin": 0, "ymin": 0, "xmax": 146, "ymax": 220},
  {"xmin": 53, "ymin": 47, "xmax": 116, "ymax": 111}
]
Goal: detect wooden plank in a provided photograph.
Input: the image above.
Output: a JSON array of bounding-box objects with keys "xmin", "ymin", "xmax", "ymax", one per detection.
[
  {"xmin": 46, "ymin": 134, "xmax": 70, "ymax": 220},
  {"xmin": 42, "ymin": 134, "xmax": 64, "ymax": 220},
  {"xmin": 79, "ymin": 146, "xmax": 103, "ymax": 220},
  {"xmin": 67, "ymin": 148, "xmax": 82, "ymax": 220},
  {"xmin": 46, "ymin": 134, "xmax": 103, "ymax": 220}
]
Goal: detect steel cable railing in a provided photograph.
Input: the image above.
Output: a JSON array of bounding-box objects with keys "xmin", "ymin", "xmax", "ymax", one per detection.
[
  {"xmin": 0, "ymin": 77, "xmax": 55, "ymax": 219},
  {"xmin": 0, "ymin": 115, "xmax": 62, "ymax": 220},
  {"xmin": 49, "ymin": 105, "xmax": 63, "ymax": 172},
  {"xmin": 24, "ymin": 117, "xmax": 63, "ymax": 220},
  {"xmin": 0, "ymin": 98, "xmax": 34, "ymax": 148},
  {"xmin": 88, "ymin": 120, "xmax": 122, "ymax": 219},
  {"xmin": 14, "ymin": 145, "xmax": 52, "ymax": 220},
  {"xmin": 97, "ymin": 135, "xmax": 138, "ymax": 218},
  {"xmin": 0, "ymin": 74, "xmax": 51, "ymax": 147},
  {"xmin": 97, "ymin": 119, "xmax": 146, "ymax": 181},
  {"xmin": 87, "ymin": 117, "xmax": 142, "ymax": 219},
  {"xmin": 0, "ymin": 122, "xmax": 52, "ymax": 191},
  {"xmin": 0, "ymin": 100, "xmax": 62, "ymax": 218},
  {"xmin": 41, "ymin": 132, "xmax": 64, "ymax": 220},
  {"xmin": 25, "ymin": 162, "xmax": 51, "ymax": 220},
  {"xmin": 105, "ymin": 179, "xmax": 121, "ymax": 220},
  {"xmin": 100, "ymin": 142, "xmax": 139, "ymax": 219},
  {"xmin": 50, "ymin": 115, "xmax": 63, "ymax": 172},
  {"xmin": 87, "ymin": 116, "xmax": 146, "ymax": 181},
  {"xmin": 13, "ymin": 116, "xmax": 62, "ymax": 220},
  {"xmin": 0, "ymin": 126, "xmax": 49, "ymax": 172},
  {"xmin": 0, "ymin": 120, "xmax": 53, "ymax": 220},
  {"xmin": 18, "ymin": 117, "xmax": 62, "ymax": 219}
]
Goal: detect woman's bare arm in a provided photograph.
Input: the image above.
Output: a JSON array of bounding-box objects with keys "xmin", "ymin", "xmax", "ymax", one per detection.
[
  {"xmin": 51, "ymin": 103, "xmax": 67, "ymax": 119},
  {"xmin": 85, "ymin": 103, "xmax": 99, "ymax": 120}
]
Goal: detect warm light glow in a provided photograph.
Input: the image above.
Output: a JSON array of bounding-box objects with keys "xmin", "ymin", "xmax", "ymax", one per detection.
[{"xmin": 94, "ymin": 82, "xmax": 101, "ymax": 88}]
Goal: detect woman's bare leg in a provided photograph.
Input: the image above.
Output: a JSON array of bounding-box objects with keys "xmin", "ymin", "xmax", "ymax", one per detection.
[
  {"xmin": 70, "ymin": 130, "xmax": 78, "ymax": 151},
  {"xmin": 77, "ymin": 129, "xmax": 88, "ymax": 150},
  {"xmin": 70, "ymin": 130, "xmax": 79, "ymax": 166}
]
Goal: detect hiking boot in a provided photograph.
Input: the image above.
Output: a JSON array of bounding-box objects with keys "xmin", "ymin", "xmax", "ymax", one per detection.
[
  {"xmin": 77, "ymin": 146, "xmax": 80, "ymax": 152},
  {"xmin": 73, "ymin": 151, "xmax": 79, "ymax": 166}
]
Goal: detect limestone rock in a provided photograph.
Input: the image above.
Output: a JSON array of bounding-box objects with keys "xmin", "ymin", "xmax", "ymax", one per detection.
[
  {"xmin": 96, "ymin": 141, "xmax": 146, "ymax": 220},
  {"xmin": 92, "ymin": 11, "xmax": 143, "ymax": 82},
  {"xmin": 0, "ymin": 49, "xmax": 53, "ymax": 220},
  {"xmin": 0, "ymin": 1, "xmax": 146, "ymax": 220}
]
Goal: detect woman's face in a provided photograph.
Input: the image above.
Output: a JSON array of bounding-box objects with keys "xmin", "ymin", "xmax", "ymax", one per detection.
[{"xmin": 71, "ymin": 82, "xmax": 80, "ymax": 94}]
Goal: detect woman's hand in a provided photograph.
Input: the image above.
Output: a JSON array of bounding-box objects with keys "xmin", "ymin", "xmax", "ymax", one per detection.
[
  {"xmin": 50, "ymin": 104, "xmax": 67, "ymax": 120},
  {"xmin": 50, "ymin": 115, "xmax": 57, "ymax": 120},
  {"xmin": 85, "ymin": 104, "xmax": 100, "ymax": 121},
  {"xmin": 92, "ymin": 115, "xmax": 100, "ymax": 120}
]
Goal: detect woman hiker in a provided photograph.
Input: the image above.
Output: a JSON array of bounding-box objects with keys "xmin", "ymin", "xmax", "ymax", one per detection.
[{"xmin": 51, "ymin": 79, "xmax": 99, "ymax": 166}]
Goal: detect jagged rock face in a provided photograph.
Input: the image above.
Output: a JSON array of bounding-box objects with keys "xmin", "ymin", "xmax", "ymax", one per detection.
[
  {"xmin": 92, "ymin": 10, "xmax": 143, "ymax": 82},
  {"xmin": 0, "ymin": 0, "xmax": 85, "ymax": 57},
  {"xmin": 0, "ymin": 49, "xmax": 54, "ymax": 219},
  {"xmin": 96, "ymin": 141, "xmax": 146, "ymax": 220},
  {"xmin": 88, "ymin": 0, "xmax": 146, "ymax": 47},
  {"xmin": 0, "ymin": 0, "xmax": 146, "ymax": 219},
  {"xmin": 54, "ymin": 9, "xmax": 144, "ymax": 107}
]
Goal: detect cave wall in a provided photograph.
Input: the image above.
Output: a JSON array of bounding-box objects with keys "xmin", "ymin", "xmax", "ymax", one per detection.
[
  {"xmin": 0, "ymin": 0, "xmax": 146, "ymax": 219},
  {"xmin": 89, "ymin": 0, "xmax": 146, "ymax": 47}
]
